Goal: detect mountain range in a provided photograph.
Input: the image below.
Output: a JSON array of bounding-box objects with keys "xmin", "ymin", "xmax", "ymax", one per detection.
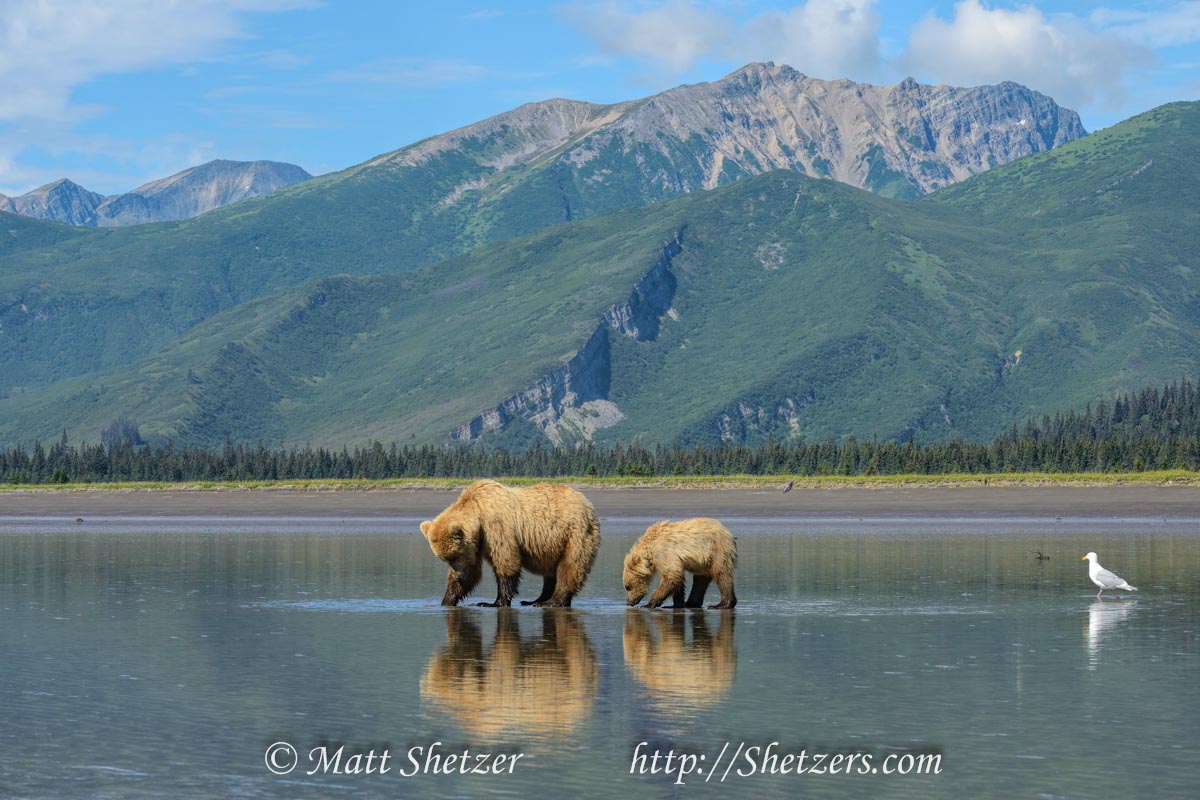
[
  {"xmin": 0, "ymin": 160, "xmax": 312, "ymax": 227},
  {"xmin": 0, "ymin": 66, "xmax": 1083, "ymax": 390},
  {"xmin": 366, "ymin": 62, "xmax": 1083, "ymax": 202},
  {"xmin": 2, "ymin": 65, "xmax": 1194, "ymax": 450}
]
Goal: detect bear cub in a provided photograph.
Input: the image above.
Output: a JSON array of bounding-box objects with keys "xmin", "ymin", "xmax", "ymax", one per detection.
[{"xmin": 623, "ymin": 517, "xmax": 737, "ymax": 609}]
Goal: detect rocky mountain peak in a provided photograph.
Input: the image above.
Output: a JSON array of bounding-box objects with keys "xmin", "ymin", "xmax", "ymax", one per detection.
[
  {"xmin": 96, "ymin": 159, "xmax": 312, "ymax": 226},
  {"xmin": 0, "ymin": 178, "xmax": 107, "ymax": 226},
  {"xmin": 719, "ymin": 61, "xmax": 802, "ymax": 89},
  {"xmin": 588, "ymin": 65, "xmax": 1086, "ymax": 197},
  {"xmin": 373, "ymin": 96, "xmax": 630, "ymax": 172},
  {"xmin": 382, "ymin": 62, "xmax": 1086, "ymax": 204},
  {"xmin": 0, "ymin": 160, "xmax": 311, "ymax": 227}
]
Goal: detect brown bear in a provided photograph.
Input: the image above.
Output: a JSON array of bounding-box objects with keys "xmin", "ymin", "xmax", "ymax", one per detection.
[
  {"xmin": 623, "ymin": 517, "xmax": 737, "ymax": 609},
  {"xmin": 420, "ymin": 480, "xmax": 600, "ymax": 607}
]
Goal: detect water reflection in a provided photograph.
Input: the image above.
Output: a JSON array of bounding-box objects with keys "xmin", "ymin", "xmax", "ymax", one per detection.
[
  {"xmin": 1085, "ymin": 599, "xmax": 1137, "ymax": 669},
  {"xmin": 419, "ymin": 609, "xmax": 598, "ymax": 744},
  {"xmin": 3, "ymin": 524, "xmax": 1200, "ymax": 800},
  {"xmin": 623, "ymin": 610, "xmax": 736, "ymax": 714}
]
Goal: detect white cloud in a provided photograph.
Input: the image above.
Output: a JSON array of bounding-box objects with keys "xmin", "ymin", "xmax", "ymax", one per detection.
[
  {"xmin": 738, "ymin": 1, "xmax": 880, "ymax": 80},
  {"xmin": 563, "ymin": 1, "xmax": 880, "ymax": 78},
  {"xmin": 561, "ymin": 1, "xmax": 728, "ymax": 73},
  {"xmin": 1092, "ymin": 1, "xmax": 1200, "ymax": 47},
  {"xmin": 563, "ymin": 1, "xmax": 1187, "ymax": 115},
  {"xmin": 0, "ymin": 1, "xmax": 310, "ymax": 193},
  {"xmin": 0, "ymin": 1, "xmax": 312, "ymax": 123},
  {"xmin": 902, "ymin": 1, "xmax": 1151, "ymax": 109}
]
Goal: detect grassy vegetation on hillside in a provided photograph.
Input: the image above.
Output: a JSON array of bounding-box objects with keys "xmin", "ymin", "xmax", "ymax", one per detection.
[
  {"xmin": 0, "ymin": 203, "xmax": 688, "ymax": 445},
  {"xmin": 1, "ymin": 102, "xmax": 1197, "ymax": 449},
  {"xmin": 2, "ymin": 170, "xmax": 1014, "ymax": 446}
]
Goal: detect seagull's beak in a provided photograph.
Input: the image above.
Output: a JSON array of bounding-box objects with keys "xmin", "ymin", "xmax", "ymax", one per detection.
[{"xmin": 1081, "ymin": 556, "xmax": 1087, "ymax": 561}]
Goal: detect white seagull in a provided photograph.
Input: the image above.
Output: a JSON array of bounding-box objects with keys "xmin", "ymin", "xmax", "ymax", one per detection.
[{"xmin": 1082, "ymin": 552, "xmax": 1138, "ymax": 600}]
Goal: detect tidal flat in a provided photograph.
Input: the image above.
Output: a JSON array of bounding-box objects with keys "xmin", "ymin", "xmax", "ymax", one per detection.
[{"xmin": 2, "ymin": 488, "xmax": 1198, "ymax": 798}]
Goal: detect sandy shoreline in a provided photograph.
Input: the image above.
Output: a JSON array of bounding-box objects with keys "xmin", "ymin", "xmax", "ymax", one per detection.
[{"xmin": 2, "ymin": 485, "xmax": 1199, "ymax": 520}]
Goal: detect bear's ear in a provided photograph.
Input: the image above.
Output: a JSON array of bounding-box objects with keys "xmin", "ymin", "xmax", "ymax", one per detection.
[{"xmin": 419, "ymin": 521, "xmax": 432, "ymax": 539}]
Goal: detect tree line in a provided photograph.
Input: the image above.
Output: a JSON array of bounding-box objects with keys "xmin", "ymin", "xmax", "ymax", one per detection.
[{"xmin": 4, "ymin": 379, "xmax": 1200, "ymax": 484}]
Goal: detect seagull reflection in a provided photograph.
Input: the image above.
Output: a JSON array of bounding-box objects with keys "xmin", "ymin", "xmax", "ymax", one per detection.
[
  {"xmin": 1084, "ymin": 599, "xmax": 1136, "ymax": 669},
  {"xmin": 420, "ymin": 609, "xmax": 598, "ymax": 743},
  {"xmin": 623, "ymin": 610, "xmax": 736, "ymax": 714}
]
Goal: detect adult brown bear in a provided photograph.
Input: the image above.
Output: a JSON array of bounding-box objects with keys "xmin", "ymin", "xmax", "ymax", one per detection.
[{"xmin": 420, "ymin": 480, "xmax": 600, "ymax": 607}]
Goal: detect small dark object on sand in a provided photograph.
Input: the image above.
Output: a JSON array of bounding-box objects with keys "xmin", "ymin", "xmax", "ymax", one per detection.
[
  {"xmin": 1033, "ymin": 550, "xmax": 1050, "ymax": 561},
  {"xmin": 75, "ymin": 518, "xmax": 84, "ymax": 524},
  {"xmin": 781, "ymin": 480, "xmax": 794, "ymax": 494}
]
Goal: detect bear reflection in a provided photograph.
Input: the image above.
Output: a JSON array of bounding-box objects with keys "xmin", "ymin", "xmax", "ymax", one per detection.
[
  {"xmin": 623, "ymin": 611, "xmax": 736, "ymax": 713},
  {"xmin": 420, "ymin": 609, "xmax": 598, "ymax": 743}
]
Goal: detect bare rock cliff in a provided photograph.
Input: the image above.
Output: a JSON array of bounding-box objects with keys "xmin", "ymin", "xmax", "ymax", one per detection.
[
  {"xmin": 94, "ymin": 160, "xmax": 312, "ymax": 226},
  {"xmin": 451, "ymin": 232, "xmax": 683, "ymax": 445},
  {"xmin": 0, "ymin": 179, "xmax": 106, "ymax": 226},
  {"xmin": 567, "ymin": 63, "xmax": 1085, "ymax": 197},
  {"xmin": 382, "ymin": 62, "xmax": 1085, "ymax": 203}
]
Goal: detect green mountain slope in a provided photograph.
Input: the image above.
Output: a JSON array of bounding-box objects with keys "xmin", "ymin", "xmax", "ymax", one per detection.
[
  {"xmin": 1, "ymin": 211, "xmax": 90, "ymax": 256},
  {"xmin": 2, "ymin": 101, "xmax": 1196, "ymax": 449},
  {"xmin": 928, "ymin": 101, "xmax": 1200, "ymax": 423},
  {"xmin": 0, "ymin": 65, "xmax": 1080, "ymax": 392},
  {"xmin": 930, "ymin": 102, "xmax": 1197, "ymax": 220},
  {"xmin": 0, "ymin": 207, "xmax": 687, "ymax": 446}
]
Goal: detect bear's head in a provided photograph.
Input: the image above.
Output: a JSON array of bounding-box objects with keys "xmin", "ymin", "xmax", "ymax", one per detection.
[
  {"xmin": 420, "ymin": 517, "xmax": 479, "ymax": 578},
  {"xmin": 622, "ymin": 550, "xmax": 653, "ymax": 606}
]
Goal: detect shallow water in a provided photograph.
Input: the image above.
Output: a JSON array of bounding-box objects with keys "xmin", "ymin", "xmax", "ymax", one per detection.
[{"xmin": 2, "ymin": 516, "xmax": 1198, "ymax": 799}]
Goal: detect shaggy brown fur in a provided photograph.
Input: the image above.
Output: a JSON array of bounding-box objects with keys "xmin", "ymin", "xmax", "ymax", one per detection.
[
  {"xmin": 420, "ymin": 609, "xmax": 598, "ymax": 741},
  {"xmin": 420, "ymin": 480, "xmax": 600, "ymax": 607},
  {"xmin": 623, "ymin": 610, "xmax": 736, "ymax": 712},
  {"xmin": 623, "ymin": 517, "xmax": 737, "ymax": 609}
]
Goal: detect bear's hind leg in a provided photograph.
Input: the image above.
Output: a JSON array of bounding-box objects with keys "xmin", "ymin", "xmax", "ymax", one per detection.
[
  {"xmin": 708, "ymin": 570, "xmax": 737, "ymax": 609},
  {"xmin": 521, "ymin": 575, "xmax": 557, "ymax": 606},
  {"xmin": 543, "ymin": 524, "xmax": 601, "ymax": 607},
  {"xmin": 685, "ymin": 575, "xmax": 711, "ymax": 608}
]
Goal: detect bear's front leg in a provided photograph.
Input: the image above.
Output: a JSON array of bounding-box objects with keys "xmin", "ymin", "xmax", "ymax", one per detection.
[
  {"xmin": 441, "ymin": 562, "xmax": 482, "ymax": 606},
  {"xmin": 670, "ymin": 582, "xmax": 687, "ymax": 609},
  {"xmin": 644, "ymin": 561, "xmax": 685, "ymax": 609},
  {"xmin": 476, "ymin": 571, "xmax": 521, "ymax": 607}
]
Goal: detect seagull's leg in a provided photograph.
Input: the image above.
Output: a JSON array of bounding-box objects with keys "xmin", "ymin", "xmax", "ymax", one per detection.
[{"xmin": 1097, "ymin": 589, "xmax": 1104, "ymax": 600}]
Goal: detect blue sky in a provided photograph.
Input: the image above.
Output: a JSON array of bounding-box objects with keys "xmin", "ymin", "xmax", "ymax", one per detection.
[{"xmin": 1, "ymin": 1, "xmax": 1197, "ymax": 195}]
